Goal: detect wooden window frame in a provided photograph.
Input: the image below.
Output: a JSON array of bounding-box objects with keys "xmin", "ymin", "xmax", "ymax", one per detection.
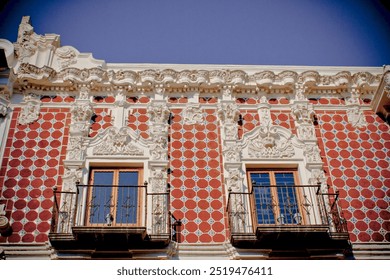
[
  {"xmin": 86, "ymin": 168, "xmax": 143, "ymax": 227},
  {"xmin": 247, "ymin": 169, "xmax": 306, "ymax": 226}
]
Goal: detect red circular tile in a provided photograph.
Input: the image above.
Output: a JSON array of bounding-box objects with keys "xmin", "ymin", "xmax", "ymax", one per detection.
[
  {"xmin": 198, "ymin": 200, "xmax": 209, "ymax": 209},
  {"xmin": 37, "ymin": 221, "xmax": 51, "ymax": 232},
  {"xmin": 183, "ymin": 169, "xmax": 195, "ymax": 178},
  {"xmin": 350, "ymin": 199, "xmax": 363, "ymax": 209},
  {"xmin": 210, "ymin": 200, "xmax": 222, "ymax": 209},
  {"xmin": 44, "ymin": 178, "xmax": 56, "ymax": 187},
  {"xmin": 357, "ymin": 232, "xmax": 371, "ymax": 242},
  {"xmin": 372, "ymin": 232, "xmax": 384, "ymax": 242},
  {"xmin": 185, "ymin": 210, "xmax": 197, "ymax": 221},
  {"xmin": 209, "ymin": 179, "xmax": 221, "ymax": 188},
  {"xmin": 16, "ymin": 188, "xmax": 28, "ymax": 198},
  {"xmin": 196, "ymin": 159, "xmax": 207, "ymax": 168},
  {"xmin": 27, "ymin": 200, "xmax": 40, "ymax": 209},
  {"xmin": 198, "ymin": 210, "xmax": 210, "ymax": 221},
  {"xmin": 199, "ymin": 222, "xmax": 211, "ymax": 232},
  {"xmin": 39, "ymin": 210, "xmax": 52, "ymax": 221},
  {"xmin": 171, "ymin": 159, "xmax": 182, "ymax": 168},
  {"xmin": 211, "ymin": 221, "xmax": 225, "ymax": 232},
  {"xmin": 353, "ymin": 210, "xmax": 365, "ymax": 219},
  {"xmin": 24, "ymin": 222, "xmax": 37, "ymax": 232},
  {"xmin": 41, "ymin": 199, "xmax": 54, "ymax": 209},
  {"xmin": 199, "ymin": 234, "xmax": 212, "ymax": 242},
  {"xmin": 184, "ymin": 189, "xmax": 196, "ymax": 198},
  {"xmin": 356, "ymin": 221, "xmax": 368, "ymax": 231},
  {"xmin": 33, "ymin": 169, "xmax": 45, "ymax": 177},
  {"xmin": 183, "ymin": 159, "xmax": 195, "ymax": 168},
  {"xmin": 171, "ymin": 199, "xmax": 184, "ymax": 209},
  {"xmin": 12, "ymin": 210, "xmax": 25, "ymax": 221},
  {"xmin": 171, "ymin": 189, "xmax": 183, "ymax": 198},
  {"xmin": 197, "ymin": 179, "xmax": 208, "ymax": 188},
  {"xmin": 185, "ymin": 233, "xmax": 199, "ymax": 243},
  {"xmin": 210, "ymin": 190, "xmax": 222, "ymax": 199},
  {"xmin": 363, "ymin": 199, "xmax": 376, "ymax": 209},
  {"xmin": 208, "ymin": 169, "xmax": 220, "ymax": 178}
]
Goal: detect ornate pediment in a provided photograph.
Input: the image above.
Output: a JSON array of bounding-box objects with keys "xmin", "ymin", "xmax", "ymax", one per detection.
[
  {"xmin": 242, "ymin": 125, "xmax": 300, "ymax": 159},
  {"xmin": 92, "ymin": 127, "xmax": 144, "ymax": 156}
]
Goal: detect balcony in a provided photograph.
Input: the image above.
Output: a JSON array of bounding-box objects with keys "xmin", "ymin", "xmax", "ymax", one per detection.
[
  {"xmin": 227, "ymin": 184, "xmax": 350, "ymax": 258},
  {"xmin": 49, "ymin": 184, "xmax": 170, "ymax": 257}
]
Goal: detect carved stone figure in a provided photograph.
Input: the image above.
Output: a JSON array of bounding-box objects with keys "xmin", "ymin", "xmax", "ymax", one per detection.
[
  {"xmin": 184, "ymin": 104, "xmax": 204, "ymax": 125},
  {"xmin": 347, "ymin": 106, "xmax": 367, "ymax": 128},
  {"xmin": 305, "ymin": 144, "xmax": 322, "ymax": 163},
  {"xmin": 148, "ymin": 102, "xmax": 170, "ymax": 124},
  {"xmin": 226, "ymin": 169, "xmax": 242, "ymax": 192},
  {"xmin": 18, "ymin": 95, "xmax": 40, "ymax": 125},
  {"xmin": 150, "ymin": 135, "xmax": 168, "ymax": 160},
  {"xmin": 291, "ymin": 103, "xmax": 315, "ymax": 125}
]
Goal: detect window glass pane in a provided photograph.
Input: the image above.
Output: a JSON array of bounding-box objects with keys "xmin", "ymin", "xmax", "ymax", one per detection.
[
  {"xmin": 251, "ymin": 173, "xmax": 275, "ymax": 224},
  {"xmin": 275, "ymin": 173, "xmax": 299, "ymax": 224},
  {"xmin": 90, "ymin": 171, "xmax": 114, "ymax": 224},
  {"xmin": 116, "ymin": 171, "xmax": 138, "ymax": 224}
]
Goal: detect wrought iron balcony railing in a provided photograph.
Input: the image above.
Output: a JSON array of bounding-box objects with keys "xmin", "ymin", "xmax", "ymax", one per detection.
[
  {"xmin": 227, "ymin": 184, "xmax": 348, "ymax": 239},
  {"xmin": 51, "ymin": 184, "xmax": 170, "ymax": 238}
]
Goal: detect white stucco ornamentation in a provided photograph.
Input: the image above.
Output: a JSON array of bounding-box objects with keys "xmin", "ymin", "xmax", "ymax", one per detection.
[
  {"xmin": 218, "ymin": 102, "xmax": 240, "ymax": 140},
  {"xmin": 291, "ymin": 102, "xmax": 315, "ymax": 125},
  {"xmin": 148, "ymin": 102, "xmax": 170, "ymax": 124},
  {"xmin": 223, "ymin": 144, "xmax": 242, "ymax": 162},
  {"xmin": 66, "ymin": 136, "xmax": 87, "ymax": 161},
  {"xmin": 225, "ymin": 169, "xmax": 242, "ymax": 192},
  {"xmin": 183, "ymin": 103, "xmax": 204, "ymax": 125},
  {"xmin": 347, "ymin": 106, "xmax": 367, "ymax": 128},
  {"xmin": 304, "ymin": 144, "xmax": 322, "ymax": 164},
  {"xmin": 55, "ymin": 46, "xmax": 78, "ymax": 69},
  {"xmin": 247, "ymin": 125, "xmax": 295, "ymax": 158},
  {"xmin": 93, "ymin": 127, "xmax": 144, "ymax": 156},
  {"xmin": 0, "ymin": 97, "xmax": 9, "ymax": 117},
  {"xmin": 150, "ymin": 134, "xmax": 168, "ymax": 161},
  {"xmin": 18, "ymin": 94, "xmax": 40, "ymax": 125}
]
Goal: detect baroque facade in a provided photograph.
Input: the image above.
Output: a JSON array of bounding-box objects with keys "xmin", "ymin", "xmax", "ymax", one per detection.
[{"xmin": 0, "ymin": 17, "xmax": 389, "ymax": 259}]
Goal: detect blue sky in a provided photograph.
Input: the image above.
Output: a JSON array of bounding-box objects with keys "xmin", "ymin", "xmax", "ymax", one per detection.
[{"xmin": 1, "ymin": 0, "xmax": 390, "ymax": 66}]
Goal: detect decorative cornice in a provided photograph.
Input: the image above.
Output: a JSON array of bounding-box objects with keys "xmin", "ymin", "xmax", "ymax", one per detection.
[{"xmin": 13, "ymin": 63, "xmax": 381, "ymax": 95}]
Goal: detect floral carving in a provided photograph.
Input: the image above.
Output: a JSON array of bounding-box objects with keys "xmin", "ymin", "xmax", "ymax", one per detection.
[
  {"xmin": 56, "ymin": 46, "xmax": 77, "ymax": 69},
  {"xmin": 93, "ymin": 127, "xmax": 143, "ymax": 156},
  {"xmin": 248, "ymin": 125, "xmax": 294, "ymax": 158},
  {"xmin": 223, "ymin": 144, "xmax": 241, "ymax": 162}
]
